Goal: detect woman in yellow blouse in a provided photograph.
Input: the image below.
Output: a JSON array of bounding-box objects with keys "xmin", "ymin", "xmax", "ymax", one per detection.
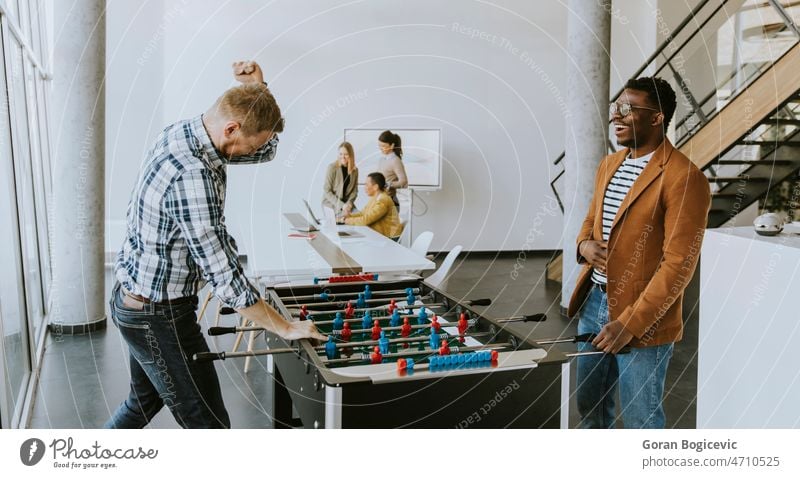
[{"xmin": 340, "ymin": 172, "xmax": 403, "ymax": 240}]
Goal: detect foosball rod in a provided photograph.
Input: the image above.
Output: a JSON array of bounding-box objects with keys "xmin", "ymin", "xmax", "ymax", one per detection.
[
  {"xmin": 331, "ymin": 320, "xmax": 474, "ymax": 335},
  {"xmin": 309, "ymin": 273, "xmax": 379, "ymax": 285},
  {"xmin": 286, "ymin": 293, "xmax": 435, "ymax": 309},
  {"xmin": 280, "ymin": 288, "xmax": 423, "ymax": 303},
  {"xmin": 289, "ymin": 297, "xmax": 492, "ymax": 315},
  {"xmin": 536, "ymin": 333, "xmax": 631, "ymax": 356},
  {"xmin": 306, "ymin": 309, "xmax": 443, "ymax": 326},
  {"xmin": 208, "ymin": 318, "xmax": 478, "ymax": 337},
  {"xmin": 193, "ymin": 347, "xmax": 297, "ymax": 363},
  {"xmin": 195, "ymin": 341, "xmax": 512, "ymax": 364},
  {"xmin": 314, "ymin": 331, "xmax": 493, "ymax": 351},
  {"xmin": 309, "ymin": 311, "xmax": 543, "ymax": 327},
  {"xmin": 322, "ymin": 342, "xmax": 512, "ymax": 365}
]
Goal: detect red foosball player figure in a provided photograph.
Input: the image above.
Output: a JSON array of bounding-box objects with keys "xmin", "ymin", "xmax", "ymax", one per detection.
[
  {"xmin": 340, "ymin": 322, "xmax": 352, "ymax": 342},
  {"xmin": 340, "ymin": 322, "xmax": 353, "ymax": 357},
  {"xmin": 439, "ymin": 341, "xmax": 451, "ymax": 356},
  {"xmin": 388, "ymin": 299, "xmax": 396, "ymax": 314},
  {"xmin": 370, "ymin": 346, "xmax": 383, "ymax": 364},
  {"xmin": 400, "ymin": 317, "xmax": 412, "ymax": 348},
  {"xmin": 299, "ymin": 305, "xmax": 308, "ymax": 321},
  {"xmin": 371, "ymin": 319, "xmax": 382, "ymax": 341},
  {"xmin": 457, "ymin": 313, "xmax": 468, "ymax": 344},
  {"xmin": 345, "ymin": 302, "xmax": 355, "ymax": 319},
  {"xmin": 431, "ymin": 315, "xmax": 441, "ymax": 333}
]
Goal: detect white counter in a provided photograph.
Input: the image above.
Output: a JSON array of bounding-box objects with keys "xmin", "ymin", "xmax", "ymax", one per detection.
[{"xmin": 698, "ymin": 225, "xmax": 800, "ymax": 428}]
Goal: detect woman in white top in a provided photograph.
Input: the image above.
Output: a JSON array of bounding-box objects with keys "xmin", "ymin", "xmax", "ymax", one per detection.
[{"xmin": 377, "ymin": 130, "xmax": 408, "ymax": 209}]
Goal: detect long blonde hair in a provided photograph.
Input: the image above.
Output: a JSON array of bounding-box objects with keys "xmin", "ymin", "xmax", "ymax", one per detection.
[{"xmin": 338, "ymin": 141, "xmax": 356, "ymax": 174}]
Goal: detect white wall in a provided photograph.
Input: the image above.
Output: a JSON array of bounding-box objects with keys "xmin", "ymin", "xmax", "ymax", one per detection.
[
  {"xmin": 106, "ymin": 0, "xmax": 674, "ymax": 254},
  {"xmin": 105, "ymin": 0, "xmax": 166, "ymax": 252},
  {"xmin": 610, "ymin": 0, "xmax": 660, "ymax": 93}
]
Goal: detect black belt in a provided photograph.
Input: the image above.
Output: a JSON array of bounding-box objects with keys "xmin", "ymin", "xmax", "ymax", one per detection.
[{"xmin": 121, "ymin": 285, "xmax": 195, "ymax": 306}]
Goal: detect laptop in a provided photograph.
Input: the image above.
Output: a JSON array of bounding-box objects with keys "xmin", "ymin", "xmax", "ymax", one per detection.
[
  {"xmin": 303, "ymin": 199, "xmax": 321, "ymax": 226},
  {"xmin": 284, "ymin": 201, "xmax": 318, "ymax": 233},
  {"xmin": 301, "ymin": 200, "xmax": 364, "ymax": 238}
]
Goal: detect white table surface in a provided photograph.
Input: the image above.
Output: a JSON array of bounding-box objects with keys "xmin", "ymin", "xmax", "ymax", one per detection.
[
  {"xmin": 711, "ymin": 222, "xmax": 800, "ymax": 248},
  {"xmin": 247, "ymin": 214, "xmax": 435, "ymax": 280}
]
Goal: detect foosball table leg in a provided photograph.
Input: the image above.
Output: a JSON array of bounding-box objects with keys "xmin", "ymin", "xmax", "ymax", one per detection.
[
  {"xmin": 560, "ymin": 362, "xmax": 570, "ymax": 429},
  {"xmin": 324, "ymin": 386, "xmax": 342, "ymax": 429}
]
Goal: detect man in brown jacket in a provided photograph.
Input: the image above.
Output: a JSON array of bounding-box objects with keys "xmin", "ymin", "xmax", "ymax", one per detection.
[{"xmin": 568, "ymin": 77, "xmax": 710, "ymax": 428}]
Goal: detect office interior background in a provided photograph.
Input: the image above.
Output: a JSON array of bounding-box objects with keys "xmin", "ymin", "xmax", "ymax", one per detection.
[{"xmin": 1, "ymin": 0, "xmax": 799, "ymax": 428}]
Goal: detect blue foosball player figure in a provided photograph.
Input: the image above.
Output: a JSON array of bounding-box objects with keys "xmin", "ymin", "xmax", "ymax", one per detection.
[
  {"xmin": 325, "ymin": 336, "xmax": 338, "ymax": 359},
  {"xmin": 417, "ymin": 307, "xmax": 428, "ymax": 326},
  {"xmin": 333, "ymin": 312, "xmax": 344, "ymax": 331},
  {"xmin": 378, "ymin": 331, "xmax": 390, "ymax": 355},
  {"xmin": 361, "ymin": 311, "xmax": 373, "ymax": 331},
  {"xmin": 429, "ymin": 330, "xmax": 440, "ymax": 350}
]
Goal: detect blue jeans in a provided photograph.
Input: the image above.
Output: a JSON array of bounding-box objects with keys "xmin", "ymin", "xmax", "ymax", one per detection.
[
  {"xmin": 575, "ymin": 284, "xmax": 674, "ymax": 429},
  {"xmin": 104, "ymin": 283, "xmax": 230, "ymax": 428}
]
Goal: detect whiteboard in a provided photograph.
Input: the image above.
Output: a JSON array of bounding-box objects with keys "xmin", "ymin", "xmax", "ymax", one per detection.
[{"xmin": 343, "ymin": 129, "xmax": 442, "ymax": 190}]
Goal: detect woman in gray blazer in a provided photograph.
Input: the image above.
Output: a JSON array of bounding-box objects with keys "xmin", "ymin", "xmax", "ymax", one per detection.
[{"xmin": 322, "ymin": 142, "xmax": 358, "ymax": 214}]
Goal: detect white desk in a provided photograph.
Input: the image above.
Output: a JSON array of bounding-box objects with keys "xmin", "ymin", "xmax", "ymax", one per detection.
[
  {"xmin": 239, "ymin": 214, "xmax": 435, "ymax": 373},
  {"xmin": 698, "ymin": 225, "xmax": 800, "ymax": 428},
  {"xmin": 247, "ymin": 214, "xmax": 435, "ymax": 281}
]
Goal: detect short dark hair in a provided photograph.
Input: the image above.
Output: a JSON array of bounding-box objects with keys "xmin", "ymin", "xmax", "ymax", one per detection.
[
  {"xmin": 624, "ymin": 76, "xmax": 677, "ymax": 129},
  {"xmin": 367, "ymin": 172, "xmax": 386, "ymax": 190}
]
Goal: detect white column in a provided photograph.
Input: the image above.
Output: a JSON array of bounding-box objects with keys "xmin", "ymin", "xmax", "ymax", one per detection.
[
  {"xmin": 561, "ymin": 0, "xmax": 611, "ymax": 309},
  {"xmin": 50, "ymin": 0, "xmax": 106, "ymax": 333}
]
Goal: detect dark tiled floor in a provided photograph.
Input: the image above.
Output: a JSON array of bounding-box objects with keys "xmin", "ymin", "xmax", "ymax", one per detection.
[{"xmin": 28, "ymin": 253, "xmax": 697, "ymax": 428}]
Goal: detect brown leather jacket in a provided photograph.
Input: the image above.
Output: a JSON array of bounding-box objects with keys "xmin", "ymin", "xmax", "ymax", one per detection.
[{"xmin": 567, "ymin": 140, "xmax": 711, "ymax": 347}]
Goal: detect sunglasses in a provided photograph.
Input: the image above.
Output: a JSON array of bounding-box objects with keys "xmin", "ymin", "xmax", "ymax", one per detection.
[{"xmin": 609, "ymin": 102, "xmax": 660, "ymax": 118}]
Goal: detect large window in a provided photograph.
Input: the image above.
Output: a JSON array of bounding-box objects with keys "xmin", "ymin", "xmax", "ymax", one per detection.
[
  {"xmin": 0, "ymin": 1, "xmax": 53, "ymax": 428},
  {"xmin": 0, "ymin": 20, "xmax": 32, "ymax": 430}
]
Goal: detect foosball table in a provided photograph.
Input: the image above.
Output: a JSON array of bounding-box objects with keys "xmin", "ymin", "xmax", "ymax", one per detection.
[{"xmin": 198, "ymin": 276, "xmax": 573, "ymax": 428}]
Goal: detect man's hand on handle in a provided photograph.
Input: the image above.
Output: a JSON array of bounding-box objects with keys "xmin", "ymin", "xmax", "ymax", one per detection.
[
  {"xmin": 232, "ymin": 60, "xmax": 264, "ymax": 85},
  {"xmin": 593, "ymin": 320, "xmax": 633, "ymax": 354},
  {"xmin": 579, "ymin": 240, "xmax": 608, "ymax": 274},
  {"xmin": 238, "ymin": 298, "xmax": 327, "ymax": 342},
  {"xmin": 281, "ymin": 320, "xmax": 327, "ymax": 342}
]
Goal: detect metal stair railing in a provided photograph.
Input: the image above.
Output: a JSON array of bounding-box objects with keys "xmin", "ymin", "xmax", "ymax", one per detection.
[{"xmin": 550, "ymin": 0, "xmax": 800, "ymax": 214}]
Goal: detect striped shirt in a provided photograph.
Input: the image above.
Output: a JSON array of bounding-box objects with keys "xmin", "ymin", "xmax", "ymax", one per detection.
[
  {"xmin": 591, "ymin": 151, "xmax": 654, "ymax": 285},
  {"xmin": 115, "ymin": 115, "xmax": 278, "ymax": 308}
]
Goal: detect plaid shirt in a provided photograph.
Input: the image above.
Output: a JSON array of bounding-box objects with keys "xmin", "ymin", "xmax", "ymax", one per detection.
[{"xmin": 115, "ymin": 115, "xmax": 278, "ymax": 309}]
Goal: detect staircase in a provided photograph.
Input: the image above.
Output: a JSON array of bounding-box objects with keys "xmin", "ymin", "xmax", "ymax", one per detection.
[
  {"xmin": 696, "ymin": 94, "xmax": 800, "ymax": 227},
  {"xmin": 547, "ymin": 0, "xmax": 800, "ymax": 283}
]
